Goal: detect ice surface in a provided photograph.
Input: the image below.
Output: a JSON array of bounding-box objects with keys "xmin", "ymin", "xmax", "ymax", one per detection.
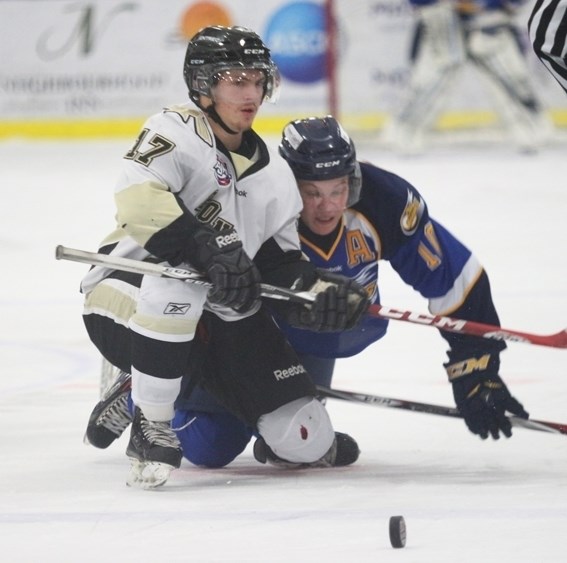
[{"xmin": 1, "ymin": 138, "xmax": 566, "ymax": 562}]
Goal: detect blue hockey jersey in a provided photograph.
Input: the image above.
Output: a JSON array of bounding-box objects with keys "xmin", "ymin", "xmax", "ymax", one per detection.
[{"xmin": 279, "ymin": 162, "xmax": 505, "ymax": 361}]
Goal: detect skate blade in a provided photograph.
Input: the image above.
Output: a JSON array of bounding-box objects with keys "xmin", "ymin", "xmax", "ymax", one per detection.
[{"xmin": 126, "ymin": 458, "xmax": 175, "ymax": 489}]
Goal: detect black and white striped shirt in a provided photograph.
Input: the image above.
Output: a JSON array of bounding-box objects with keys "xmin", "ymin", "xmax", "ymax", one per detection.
[{"xmin": 529, "ymin": 0, "xmax": 567, "ymax": 93}]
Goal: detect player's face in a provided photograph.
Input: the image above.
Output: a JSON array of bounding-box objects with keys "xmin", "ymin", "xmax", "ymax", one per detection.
[
  {"xmin": 298, "ymin": 176, "xmax": 349, "ymax": 235},
  {"xmin": 210, "ymin": 69, "xmax": 265, "ymax": 132}
]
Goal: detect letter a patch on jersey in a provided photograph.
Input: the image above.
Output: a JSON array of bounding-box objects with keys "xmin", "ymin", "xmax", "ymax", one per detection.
[{"xmin": 346, "ymin": 229, "xmax": 375, "ymax": 267}]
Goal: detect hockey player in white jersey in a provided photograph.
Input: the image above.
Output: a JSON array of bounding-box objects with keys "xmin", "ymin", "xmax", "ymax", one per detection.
[
  {"xmin": 384, "ymin": 0, "xmax": 552, "ymax": 152},
  {"xmin": 80, "ymin": 26, "xmax": 368, "ymax": 488}
]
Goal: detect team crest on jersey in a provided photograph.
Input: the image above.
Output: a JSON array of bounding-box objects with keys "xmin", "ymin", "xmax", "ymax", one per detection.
[
  {"xmin": 213, "ymin": 156, "xmax": 233, "ymax": 187},
  {"xmin": 400, "ymin": 189, "xmax": 425, "ymax": 236}
]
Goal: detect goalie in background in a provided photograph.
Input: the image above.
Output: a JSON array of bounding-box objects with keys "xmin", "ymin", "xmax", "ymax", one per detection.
[
  {"xmin": 382, "ymin": 0, "xmax": 553, "ymax": 153},
  {"xmin": 86, "ymin": 116, "xmax": 529, "ymax": 470}
]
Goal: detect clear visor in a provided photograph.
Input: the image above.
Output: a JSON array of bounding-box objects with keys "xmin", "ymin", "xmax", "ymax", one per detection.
[{"xmin": 195, "ymin": 62, "xmax": 281, "ymax": 104}]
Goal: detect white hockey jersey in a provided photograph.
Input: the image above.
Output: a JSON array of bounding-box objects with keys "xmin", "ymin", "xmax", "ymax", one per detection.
[{"xmin": 81, "ymin": 103, "xmax": 302, "ymax": 294}]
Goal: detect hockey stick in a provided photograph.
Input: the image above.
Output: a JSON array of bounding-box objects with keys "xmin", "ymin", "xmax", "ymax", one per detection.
[
  {"xmin": 366, "ymin": 304, "xmax": 567, "ymax": 349},
  {"xmin": 55, "ymin": 245, "xmax": 567, "ymax": 348},
  {"xmin": 317, "ymin": 386, "xmax": 567, "ymax": 436},
  {"xmin": 54, "ymin": 245, "xmax": 315, "ymax": 304}
]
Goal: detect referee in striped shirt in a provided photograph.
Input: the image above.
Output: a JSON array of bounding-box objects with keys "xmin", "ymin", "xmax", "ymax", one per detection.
[{"xmin": 529, "ymin": 0, "xmax": 567, "ymax": 93}]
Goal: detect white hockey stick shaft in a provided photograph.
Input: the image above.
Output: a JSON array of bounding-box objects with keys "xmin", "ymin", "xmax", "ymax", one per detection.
[{"xmin": 54, "ymin": 245, "xmax": 315, "ymax": 303}]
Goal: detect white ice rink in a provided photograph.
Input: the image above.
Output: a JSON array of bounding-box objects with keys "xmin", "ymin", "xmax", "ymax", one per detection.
[{"xmin": 1, "ymin": 137, "xmax": 566, "ymax": 562}]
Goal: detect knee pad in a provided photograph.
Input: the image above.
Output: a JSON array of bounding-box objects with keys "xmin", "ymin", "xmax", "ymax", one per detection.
[{"xmin": 256, "ymin": 396, "xmax": 335, "ymax": 464}]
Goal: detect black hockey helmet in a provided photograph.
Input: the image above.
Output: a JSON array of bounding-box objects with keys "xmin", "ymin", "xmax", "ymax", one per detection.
[
  {"xmin": 183, "ymin": 26, "xmax": 280, "ymax": 107},
  {"xmin": 279, "ymin": 116, "xmax": 362, "ymax": 207}
]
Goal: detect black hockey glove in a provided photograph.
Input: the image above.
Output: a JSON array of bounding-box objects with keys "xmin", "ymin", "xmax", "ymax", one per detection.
[
  {"xmin": 286, "ymin": 269, "xmax": 369, "ymax": 332},
  {"xmin": 448, "ymin": 354, "xmax": 529, "ymax": 440},
  {"xmin": 191, "ymin": 227, "xmax": 261, "ymax": 314}
]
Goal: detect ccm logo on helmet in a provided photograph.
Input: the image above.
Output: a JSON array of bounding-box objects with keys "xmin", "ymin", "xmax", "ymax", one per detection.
[
  {"xmin": 315, "ymin": 160, "xmax": 340, "ymax": 168},
  {"xmin": 215, "ymin": 232, "xmax": 240, "ymax": 247},
  {"xmin": 244, "ymin": 48, "xmax": 265, "ymax": 55},
  {"xmin": 274, "ymin": 364, "xmax": 306, "ymax": 380}
]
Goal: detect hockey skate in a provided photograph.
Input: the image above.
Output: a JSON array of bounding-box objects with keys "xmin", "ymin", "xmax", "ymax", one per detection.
[
  {"xmin": 253, "ymin": 432, "xmax": 360, "ymax": 469},
  {"xmin": 84, "ymin": 370, "xmax": 133, "ymax": 448},
  {"xmin": 126, "ymin": 407, "xmax": 182, "ymax": 489}
]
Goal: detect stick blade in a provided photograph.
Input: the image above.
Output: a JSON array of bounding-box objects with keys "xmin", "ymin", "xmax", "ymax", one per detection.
[
  {"xmin": 511, "ymin": 417, "xmax": 567, "ymax": 435},
  {"xmin": 552, "ymin": 330, "xmax": 567, "ymax": 349}
]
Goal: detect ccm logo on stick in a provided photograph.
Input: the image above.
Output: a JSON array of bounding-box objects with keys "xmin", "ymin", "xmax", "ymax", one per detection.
[{"xmin": 378, "ymin": 306, "xmax": 467, "ymax": 330}]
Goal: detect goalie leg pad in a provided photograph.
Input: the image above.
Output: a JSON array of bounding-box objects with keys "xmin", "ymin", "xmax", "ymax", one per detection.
[
  {"xmin": 256, "ymin": 396, "xmax": 335, "ymax": 464},
  {"xmin": 383, "ymin": 4, "xmax": 466, "ymax": 152},
  {"xmin": 417, "ymin": 1, "xmax": 466, "ymax": 67},
  {"xmin": 467, "ymin": 26, "xmax": 553, "ymax": 149},
  {"xmin": 467, "ymin": 26, "xmax": 540, "ymax": 110}
]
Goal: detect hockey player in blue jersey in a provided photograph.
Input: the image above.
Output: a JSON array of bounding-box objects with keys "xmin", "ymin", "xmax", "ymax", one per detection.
[{"xmin": 86, "ymin": 116, "xmax": 529, "ymax": 469}]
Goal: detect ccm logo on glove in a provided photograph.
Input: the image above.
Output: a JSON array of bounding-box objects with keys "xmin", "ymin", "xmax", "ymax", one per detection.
[{"xmin": 446, "ymin": 354, "xmax": 490, "ymax": 380}]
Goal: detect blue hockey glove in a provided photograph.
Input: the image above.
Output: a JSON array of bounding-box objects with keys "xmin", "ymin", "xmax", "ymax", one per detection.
[{"xmin": 448, "ymin": 354, "xmax": 529, "ymax": 439}]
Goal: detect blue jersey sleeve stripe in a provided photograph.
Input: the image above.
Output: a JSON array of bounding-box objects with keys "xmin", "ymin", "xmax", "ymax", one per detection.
[{"xmin": 429, "ymin": 254, "xmax": 484, "ymax": 315}]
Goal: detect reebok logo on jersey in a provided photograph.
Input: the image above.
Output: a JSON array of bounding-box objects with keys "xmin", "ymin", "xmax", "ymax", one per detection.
[
  {"xmin": 215, "ymin": 232, "xmax": 240, "ymax": 248},
  {"xmin": 164, "ymin": 302, "xmax": 191, "ymax": 315},
  {"xmin": 273, "ymin": 364, "xmax": 306, "ymax": 381}
]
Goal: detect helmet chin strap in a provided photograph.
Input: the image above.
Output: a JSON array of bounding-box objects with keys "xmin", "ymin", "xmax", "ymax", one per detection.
[
  {"xmin": 204, "ymin": 104, "xmax": 239, "ymax": 135},
  {"xmin": 190, "ymin": 92, "xmax": 240, "ymax": 136}
]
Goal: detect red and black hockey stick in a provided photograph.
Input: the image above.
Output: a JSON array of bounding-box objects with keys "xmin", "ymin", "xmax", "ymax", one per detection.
[
  {"xmin": 366, "ymin": 304, "xmax": 567, "ymax": 349},
  {"xmin": 55, "ymin": 245, "xmax": 567, "ymax": 349},
  {"xmin": 317, "ymin": 386, "xmax": 567, "ymax": 435}
]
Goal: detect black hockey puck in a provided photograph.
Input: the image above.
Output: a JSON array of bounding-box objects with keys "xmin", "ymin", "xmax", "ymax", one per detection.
[{"xmin": 389, "ymin": 515, "xmax": 406, "ymax": 548}]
